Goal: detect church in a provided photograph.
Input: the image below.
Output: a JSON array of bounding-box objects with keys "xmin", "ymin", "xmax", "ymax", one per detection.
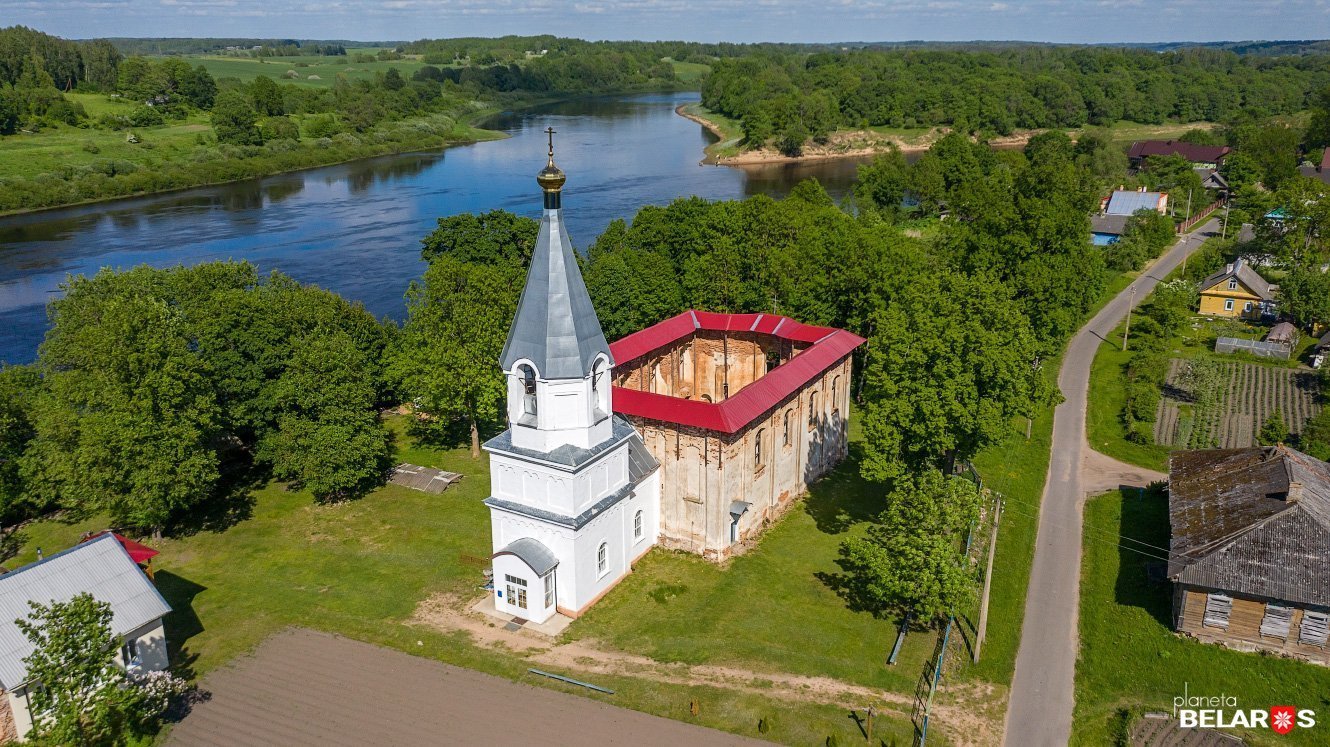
[{"xmin": 483, "ymin": 137, "xmax": 862, "ymax": 624}]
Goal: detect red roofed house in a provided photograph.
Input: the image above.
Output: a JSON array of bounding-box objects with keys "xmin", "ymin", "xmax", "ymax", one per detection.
[
  {"xmin": 1128, "ymin": 140, "xmax": 1231, "ymax": 169},
  {"xmin": 611, "ymin": 311, "xmax": 865, "ymax": 559}
]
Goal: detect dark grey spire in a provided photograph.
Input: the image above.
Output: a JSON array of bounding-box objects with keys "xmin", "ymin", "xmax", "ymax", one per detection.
[{"xmin": 499, "ymin": 146, "xmax": 612, "ymax": 379}]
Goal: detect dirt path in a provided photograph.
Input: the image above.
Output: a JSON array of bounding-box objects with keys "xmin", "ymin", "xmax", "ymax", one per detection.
[
  {"xmin": 410, "ymin": 593, "xmax": 1005, "ymax": 746},
  {"xmin": 1003, "ymin": 221, "xmax": 1218, "ymax": 747}
]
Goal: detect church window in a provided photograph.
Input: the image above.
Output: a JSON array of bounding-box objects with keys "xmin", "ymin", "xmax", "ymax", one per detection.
[
  {"xmin": 519, "ymin": 365, "xmax": 537, "ymax": 416},
  {"xmin": 783, "ymin": 410, "xmax": 791, "ymax": 447},
  {"xmin": 597, "ymin": 542, "xmax": 609, "ymax": 576},
  {"xmin": 543, "ymin": 573, "xmax": 555, "ymax": 608},
  {"xmin": 634, "ymin": 510, "xmax": 644, "ymax": 541},
  {"xmin": 808, "ymin": 392, "xmax": 819, "ymax": 428},
  {"xmin": 754, "ymin": 429, "xmax": 764, "ymax": 466},
  {"xmin": 832, "ymin": 376, "xmax": 841, "ymax": 415},
  {"xmin": 766, "ymin": 351, "xmax": 780, "ymax": 372},
  {"xmin": 505, "ymin": 574, "xmax": 528, "ymax": 610}
]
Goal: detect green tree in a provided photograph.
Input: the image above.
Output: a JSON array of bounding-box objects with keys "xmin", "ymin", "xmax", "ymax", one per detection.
[
  {"xmin": 1301, "ymin": 408, "xmax": 1330, "ymax": 461},
  {"xmin": 248, "ymin": 75, "xmax": 284, "ymax": 116},
  {"xmin": 257, "ymin": 330, "xmax": 389, "ymax": 501},
  {"xmin": 1279, "ymin": 262, "xmax": 1330, "ymax": 330},
  {"xmin": 0, "ymin": 84, "xmax": 18, "ymax": 135},
  {"xmin": 838, "ymin": 471, "xmax": 981, "ymax": 623},
  {"xmin": 419, "ymin": 210, "xmax": 538, "ymax": 265},
  {"xmin": 0, "ymin": 365, "xmax": 39, "ymax": 523},
  {"xmin": 210, "ymin": 89, "xmax": 261, "ymax": 146},
  {"xmin": 382, "ymin": 67, "xmax": 405, "ymax": 91},
  {"xmin": 22, "ymin": 284, "xmax": 219, "ymax": 535},
  {"xmin": 17, "ymin": 593, "xmax": 146, "ymax": 745},
  {"xmin": 388, "ymin": 256, "xmax": 521, "ymax": 456},
  {"xmin": 1259, "ymin": 411, "xmax": 1290, "ymax": 446},
  {"xmin": 859, "ymin": 271, "xmax": 1040, "ymax": 482}
]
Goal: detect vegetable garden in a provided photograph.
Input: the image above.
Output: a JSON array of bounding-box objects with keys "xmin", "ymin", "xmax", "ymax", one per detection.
[{"xmin": 1154, "ymin": 358, "xmax": 1322, "ymax": 448}]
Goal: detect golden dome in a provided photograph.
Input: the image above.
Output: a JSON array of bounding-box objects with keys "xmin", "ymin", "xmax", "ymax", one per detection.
[{"xmin": 537, "ymin": 155, "xmax": 566, "ymax": 193}]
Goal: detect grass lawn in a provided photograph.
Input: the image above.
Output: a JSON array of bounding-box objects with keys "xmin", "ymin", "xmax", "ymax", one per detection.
[
  {"xmin": 666, "ymin": 59, "xmax": 710, "ymax": 84},
  {"xmin": 568, "ymin": 418, "xmax": 939, "ymax": 694},
  {"xmin": 1087, "ymin": 337, "xmax": 1173, "ymax": 472},
  {"xmin": 679, "ymin": 103, "xmax": 746, "ymax": 159},
  {"xmin": 1075, "ymin": 489, "xmax": 1330, "ymax": 745},
  {"xmin": 7, "ymin": 417, "xmax": 918, "ymax": 746}
]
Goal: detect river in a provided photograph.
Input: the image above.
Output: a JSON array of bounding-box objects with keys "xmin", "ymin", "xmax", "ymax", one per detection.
[{"xmin": 0, "ymin": 92, "xmax": 876, "ymax": 365}]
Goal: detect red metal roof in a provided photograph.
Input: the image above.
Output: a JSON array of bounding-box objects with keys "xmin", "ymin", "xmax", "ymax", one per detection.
[
  {"xmin": 609, "ymin": 311, "xmax": 865, "ymax": 434},
  {"xmin": 80, "ymin": 531, "xmax": 159, "ymax": 565},
  {"xmin": 1127, "ymin": 140, "xmax": 1230, "ymax": 164}
]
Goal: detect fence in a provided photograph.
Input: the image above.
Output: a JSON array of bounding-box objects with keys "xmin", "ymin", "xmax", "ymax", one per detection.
[
  {"xmin": 1177, "ymin": 199, "xmax": 1224, "ymax": 234},
  {"xmin": 1214, "ymin": 336, "xmax": 1291, "ymax": 360}
]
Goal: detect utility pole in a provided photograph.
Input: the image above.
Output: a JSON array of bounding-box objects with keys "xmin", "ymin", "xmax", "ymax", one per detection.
[
  {"xmin": 1222, "ymin": 202, "xmax": 1231, "ymax": 240},
  {"xmin": 1186, "ymin": 188, "xmax": 1193, "ymax": 223},
  {"xmin": 974, "ymin": 495, "xmax": 1002, "ymax": 663},
  {"xmin": 1122, "ymin": 285, "xmax": 1137, "ymax": 352}
]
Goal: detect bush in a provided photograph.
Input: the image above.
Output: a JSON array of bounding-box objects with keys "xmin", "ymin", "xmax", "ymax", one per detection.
[
  {"xmin": 303, "ymin": 113, "xmax": 341, "ymax": 139},
  {"xmin": 259, "ymin": 116, "xmax": 299, "ymax": 141},
  {"xmin": 126, "ymin": 106, "xmax": 164, "ymax": 127}
]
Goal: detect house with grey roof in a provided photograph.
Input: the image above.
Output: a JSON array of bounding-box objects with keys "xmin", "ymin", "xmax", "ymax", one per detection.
[
  {"xmin": 1168, "ymin": 445, "xmax": 1330, "ymax": 664},
  {"xmin": 1103, "ymin": 189, "xmax": 1168, "ymax": 216},
  {"xmin": 1197, "ymin": 257, "xmax": 1276, "ymax": 319},
  {"xmin": 0, "ymin": 534, "xmax": 171, "ymax": 741}
]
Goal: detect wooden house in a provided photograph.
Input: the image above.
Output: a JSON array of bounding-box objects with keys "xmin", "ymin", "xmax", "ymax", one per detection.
[
  {"xmin": 1196, "ymin": 258, "xmax": 1276, "ymax": 319},
  {"xmin": 1168, "ymin": 446, "xmax": 1330, "ymax": 665}
]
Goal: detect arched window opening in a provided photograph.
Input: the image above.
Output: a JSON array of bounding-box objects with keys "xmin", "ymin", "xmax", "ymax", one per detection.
[
  {"xmin": 832, "ymin": 376, "xmax": 841, "ymax": 415},
  {"xmin": 519, "ymin": 365, "xmax": 537, "ymax": 416},
  {"xmin": 597, "ymin": 542, "xmax": 609, "ymax": 576},
  {"xmin": 783, "ymin": 409, "xmax": 792, "ymax": 446},
  {"xmin": 808, "ymin": 392, "xmax": 819, "ymax": 428},
  {"xmin": 634, "ymin": 510, "xmax": 644, "ymax": 540},
  {"xmin": 766, "ymin": 351, "xmax": 780, "ymax": 373},
  {"xmin": 754, "ymin": 428, "xmax": 765, "ymax": 466}
]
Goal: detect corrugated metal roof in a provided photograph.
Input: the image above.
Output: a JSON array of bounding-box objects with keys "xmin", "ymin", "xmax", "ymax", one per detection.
[
  {"xmin": 1168, "ymin": 446, "xmax": 1330, "ymax": 607},
  {"xmin": 0, "ymin": 534, "xmax": 171, "ymax": 688},
  {"xmin": 1090, "ymin": 214, "xmax": 1130, "ymax": 236},
  {"xmin": 1105, "ymin": 191, "xmax": 1166, "ymax": 216},
  {"xmin": 493, "ymin": 537, "xmax": 559, "ymax": 576},
  {"xmin": 499, "ymin": 206, "xmax": 612, "ymax": 380},
  {"xmin": 609, "ymin": 311, "xmax": 864, "ymax": 435}
]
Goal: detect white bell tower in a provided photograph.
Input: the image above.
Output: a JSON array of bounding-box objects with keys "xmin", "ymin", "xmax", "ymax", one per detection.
[{"xmin": 482, "ymin": 130, "xmax": 660, "ymax": 624}]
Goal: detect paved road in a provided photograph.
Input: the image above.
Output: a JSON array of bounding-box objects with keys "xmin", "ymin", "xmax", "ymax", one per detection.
[
  {"xmin": 168, "ymin": 628, "xmax": 766, "ymax": 746},
  {"xmin": 1002, "ymin": 220, "xmax": 1218, "ymax": 747}
]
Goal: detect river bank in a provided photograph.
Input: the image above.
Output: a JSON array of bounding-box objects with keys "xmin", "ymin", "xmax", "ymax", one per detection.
[
  {"xmin": 677, "ymin": 102, "xmax": 1216, "ymax": 166},
  {"xmin": 0, "ymin": 109, "xmax": 507, "ymax": 219}
]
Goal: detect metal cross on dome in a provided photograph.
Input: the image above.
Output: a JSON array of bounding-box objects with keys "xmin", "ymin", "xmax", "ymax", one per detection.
[{"xmin": 545, "ymin": 126, "xmax": 556, "ymax": 158}]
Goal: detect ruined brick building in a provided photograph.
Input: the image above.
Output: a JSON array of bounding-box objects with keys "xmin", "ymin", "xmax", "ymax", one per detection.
[{"xmin": 611, "ymin": 311, "xmax": 864, "ymax": 559}]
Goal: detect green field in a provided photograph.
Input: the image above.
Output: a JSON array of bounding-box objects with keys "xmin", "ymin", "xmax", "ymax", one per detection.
[
  {"xmin": 192, "ymin": 51, "xmax": 427, "ymax": 88},
  {"xmin": 1074, "ymin": 489, "xmax": 1330, "ymax": 746}
]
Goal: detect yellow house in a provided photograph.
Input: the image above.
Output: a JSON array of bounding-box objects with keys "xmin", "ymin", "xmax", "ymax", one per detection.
[{"xmin": 1197, "ymin": 258, "xmax": 1275, "ymax": 319}]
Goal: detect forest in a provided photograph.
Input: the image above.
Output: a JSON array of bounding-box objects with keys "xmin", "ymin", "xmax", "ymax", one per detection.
[{"xmin": 701, "ymin": 47, "xmax": 1330, "ymax": 152}]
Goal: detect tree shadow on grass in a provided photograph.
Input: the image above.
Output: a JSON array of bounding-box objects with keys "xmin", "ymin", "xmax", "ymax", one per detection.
[
  {"xmin": 155, "ymin": 569, "xmax": 207, "ymax": 681},
  {"xmin": 803, "ymin": 441, "xmax": 884, "ymax": 535},
  {"xmin": 168, "ymin": 458, "xmax": 266, "ymax": 538},
  {"xmin": 1111, "ymin": 486, "xmax": 1174, "ymax": 628}
]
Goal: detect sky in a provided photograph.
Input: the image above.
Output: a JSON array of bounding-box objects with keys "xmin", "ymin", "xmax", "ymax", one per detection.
[{"xmin": 3, "ymin": 0, "xmax": 1328, "ymax": 45}]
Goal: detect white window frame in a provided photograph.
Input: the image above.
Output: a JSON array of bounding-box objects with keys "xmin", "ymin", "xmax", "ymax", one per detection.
[
  {"xmin": 504, "ymin": 574, "xmax": 528, "ymax": 610},
  {"xmin": 633, "ymin": 510, "xmax": 644, "ymax": 541},
  {"xmin": 597, "ymin": 542, "xmax": 609, "ymax": 577},
  {"xmin": 1224, "ymin": 299, "xmax": 1235, "ymax": 312},
  {"xmin": 1228, "ymin": 278, "xmax": 1239, "ymax": 290},
  {"xmin": 1244, "ymin": 301, "xmax": 1252, "ymax": 313},
  {"xmin": 543, "ymin": 572, "xmax": 555, "ymax": 609}
]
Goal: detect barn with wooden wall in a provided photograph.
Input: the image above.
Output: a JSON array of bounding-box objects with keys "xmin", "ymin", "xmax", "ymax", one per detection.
[{"xmin": 1167, "ymin": 446, "xmax": 1330, "ymax": 665}]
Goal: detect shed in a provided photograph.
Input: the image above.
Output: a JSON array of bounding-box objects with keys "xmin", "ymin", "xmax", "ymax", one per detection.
[{"xmin": 1264, "ymin": 322, "xmax": 1297, "ymax": 346}]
